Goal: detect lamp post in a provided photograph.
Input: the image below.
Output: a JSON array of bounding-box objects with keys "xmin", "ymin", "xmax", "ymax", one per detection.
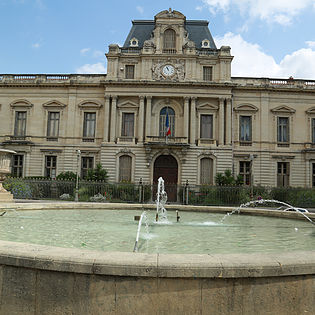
[
  {"xmin": 250, "ymin": 154, "xmax": 254, "ymax": 199},
  {"xmin": 75, "ymin": 150, "xmax": 81, "ymax": 202}
]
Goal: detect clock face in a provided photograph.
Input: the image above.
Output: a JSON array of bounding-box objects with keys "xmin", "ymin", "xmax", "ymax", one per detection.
[{"xmin": 162, "ymin": 65, "xmax": 175, "ymax": 77}]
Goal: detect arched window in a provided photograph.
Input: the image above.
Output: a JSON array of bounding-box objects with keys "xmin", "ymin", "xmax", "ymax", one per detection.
[
  {"xmin": 200, "ymin": 157, "xmax": 213, "ymax": 185},
  {"xmin": 119, "ymin": 155, "xmax": 132, "ymax": 182},
  {"xmin": 159, "ymin": 107, "xmax": 175, "ymax": 137},
  {"xmin": 163, "ymin": 29, "xmax": 176, "ymax": 52}
]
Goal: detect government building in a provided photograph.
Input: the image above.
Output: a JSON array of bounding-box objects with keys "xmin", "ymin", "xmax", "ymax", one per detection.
[{"xmin": 1, "ymin": 9, "xmax": 315, "ymax": 201}]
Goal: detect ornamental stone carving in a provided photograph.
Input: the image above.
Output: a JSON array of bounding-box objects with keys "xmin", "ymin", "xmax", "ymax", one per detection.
[{"xmin": 152, "ymin": 59, "xmax": 185, "ymax": 81}]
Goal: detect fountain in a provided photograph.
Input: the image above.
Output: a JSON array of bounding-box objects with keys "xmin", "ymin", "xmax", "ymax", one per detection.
[
  {"xmin": 0, "ymin": 181, "xmax": 314, "ymax": 313},
  {"xmin": 221, "ymin": 198, "xmax": 315, "ymax": 225},
  {"xmin": 155, "ymin": 177, "xmax": 168, "ymax": 222},
  {"xmin": 0, "ymin": 149, "xmax": 16, "ymax": 203}
]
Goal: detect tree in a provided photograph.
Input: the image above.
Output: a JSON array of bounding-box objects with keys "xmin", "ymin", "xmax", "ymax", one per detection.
[
  {"xmin": 85, "ymin": 164, "xmax": 109, "ymax": 182},
  {"xmin": 215, "ymin": 169, "xmax": 243, "ymax": 186}
]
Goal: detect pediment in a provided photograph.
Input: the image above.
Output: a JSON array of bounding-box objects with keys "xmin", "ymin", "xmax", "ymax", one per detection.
[
  {"xmin": 234, "ymin": 103, "xmax": 258, "ymax": 112},
  {"xmin": 78, "ymin": 100, "xmax": 103, "ymax": 109},
  {"xmin": 42, "ymin": 100, "xmax": 66, "ymax": 108},
  {"xmin": 118, "ymin": 100, "xmax": 139, "ymax": 108},
  {"xmin": 10, "ymin": 99, "xmax": 33, "ymax": 108},
  {"xmin": 306, "ymin": 106, "xmax": 315, "ymax": 115},
  {"xmin": 271, "ymin": 105, "xmax": 296, "ymax": 114},
  {"xmin": 155, "ymin": 9, "xmax": 185, "ymax": 20},
  {"xmin": 197, "ymin": 102, "xmax": 219, "ymax": 111}
]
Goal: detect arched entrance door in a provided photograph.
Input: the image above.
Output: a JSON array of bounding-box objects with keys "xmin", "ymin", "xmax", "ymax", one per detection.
[{"xmin": 153, "ymin": 155, "xmax": 178, "ymax": 202}]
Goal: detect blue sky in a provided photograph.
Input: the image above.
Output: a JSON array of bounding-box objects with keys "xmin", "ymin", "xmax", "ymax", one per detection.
[{"xmin": 1, "ymin": 0, "xmax": 315, "ymax": 79}]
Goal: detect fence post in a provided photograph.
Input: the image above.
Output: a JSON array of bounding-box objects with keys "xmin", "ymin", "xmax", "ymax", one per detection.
[
  {"xmin": 185, "ymin": 180, "xmax": 189, "ymax": 205},
  {"xmin": 139, "ymin": 178, "xmax": 143, "ymax": 203}
]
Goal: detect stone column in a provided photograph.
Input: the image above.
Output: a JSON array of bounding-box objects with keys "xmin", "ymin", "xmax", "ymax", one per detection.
[
  {"xmin": 226, "ymin": 98, "xmax": 232, "ymax": 145},
  {"xmin": 145, "ymin": 96, "xmax": 152, "ymax": 140},
  {"xmin": 110, "ymin": 96, "xmax": 117, "ymax": 143},
  {"xmin": 190, "ymin": 97, "xmax": 196, "ymax": 145},
  {"xmin": 138, "ymin": 96, "xmax": 145, "ymax": 142},
  {"xmin": 219, "ymin": 98, "xmax": 225, "ymax": 145},
  {"xmin": 103, "ymin": 95, "xmax": 110, "ymax": 142},
  {"xmin": 184, "ymin": 97, "xmax": 189, "ymax": 141}
]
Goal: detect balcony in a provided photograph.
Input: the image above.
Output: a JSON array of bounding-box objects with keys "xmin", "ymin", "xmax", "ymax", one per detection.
[
  {"xmin": 145, "ymin": 136, "xmax": 188, "ymax": 147},
  {"xmin": 2, "ymin": 135, "xmax": 34, "ymax": 145},
  {"xmin": 117, "ymin": 137, "xmax": 136, "ymax": 145},
  {"xmin": 197, "ymin": 139, "xmax": 217, "ymax": 146}
]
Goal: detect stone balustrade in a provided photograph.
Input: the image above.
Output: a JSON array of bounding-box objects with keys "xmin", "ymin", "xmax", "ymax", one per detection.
[{"xmin": 232, "ymin": 76, "xmax": 315, "ymax": 89}]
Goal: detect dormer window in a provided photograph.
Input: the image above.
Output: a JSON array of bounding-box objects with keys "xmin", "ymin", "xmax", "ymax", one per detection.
[
  {"xmin": 129, "ymin": 37, "xmax": 139, "ymax": 47},
  {"xmin": 201, "ymin": 39, "xmax": 210, "ymax": 48},
  {"xmin": 163, "ymin": 29, "xmax": 176, "ymax": 53}
]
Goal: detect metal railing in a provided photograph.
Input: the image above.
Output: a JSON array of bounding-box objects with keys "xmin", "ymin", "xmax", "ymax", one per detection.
[{"xmin": 3, "ymin": 178, "xmax": 315, "ymax": 207}]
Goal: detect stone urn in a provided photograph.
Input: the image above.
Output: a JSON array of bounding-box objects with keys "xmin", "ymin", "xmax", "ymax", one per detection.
[{"xmin": 0, "ymin": 149, "xmax": 16, "ymax": 202}]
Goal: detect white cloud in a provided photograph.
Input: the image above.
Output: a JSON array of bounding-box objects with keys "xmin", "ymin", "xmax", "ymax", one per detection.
[
  {"xmin": 136, "ymin": 6, "xmax": 144, "ymax": 14},
  {"xmin": 202, "ymin": 0, "xmax": 314, "ymax": 25},
  {"xmin": 215, "ymin": 32, "xmax": 315, "ymax": 79},
  {"xmin": 76, "ymin": 62, "xmax": 106, "ymax": 74},
  {"xmin": 306, "ymin": 41, "xmax": 315, "ymax": 48},
  {"xmin": 32, "ymin": 42, "xmax": 41, "ymax": 49},
  {"xmin": 80, "ymin": 48, "xmax": 90, "ymax": 56}
]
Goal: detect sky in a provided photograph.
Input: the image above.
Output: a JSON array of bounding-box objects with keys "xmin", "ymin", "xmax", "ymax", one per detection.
[{"xmin": 0, "ymin": 0, "xmax": 315, "ymax": 79}]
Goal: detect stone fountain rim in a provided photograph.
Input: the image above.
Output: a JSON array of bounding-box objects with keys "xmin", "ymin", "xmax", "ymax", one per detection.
[{"xmin": 0, "ymin": 202, "xmax": 314, "ymax": 279}]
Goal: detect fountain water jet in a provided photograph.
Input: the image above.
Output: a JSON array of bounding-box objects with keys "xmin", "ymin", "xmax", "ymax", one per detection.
[
  {"xmin": 221, "ymin": 198, "xmax": 315, "ymax": 225},
  {"xmin": 156, "ymin": 177, "xmax": 168, "ymax": 222}
]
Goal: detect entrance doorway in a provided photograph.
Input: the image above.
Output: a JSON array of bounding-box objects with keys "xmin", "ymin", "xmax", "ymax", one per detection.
[{"xmin": 153, "ymin": 155, "xmax": 178, "ymax": 202}]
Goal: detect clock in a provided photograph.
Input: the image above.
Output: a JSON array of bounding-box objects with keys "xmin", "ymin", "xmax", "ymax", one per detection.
[{"xmin": 162, "ymin": 64, "xmax": 175, "ymax": 77}]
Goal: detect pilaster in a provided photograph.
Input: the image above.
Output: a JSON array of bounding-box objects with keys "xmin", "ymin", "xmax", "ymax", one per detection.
[
  {"xmin": 184, "ymin": 97, "xmax": 189, "ymax": 140},
  {"xmin": 138, "ymin": 95, "xmax": 145, "ymax": 142},
  {"xmin": 145, "ymin": 96, "xmax": 152, "ymax": 139},
  {"xmin": 190, "ymin": 97, "xmax": 196, "ymax": 145},
  {"xmin": 110, "ymin": 96, "xmax": 117, "ymax": 143},
  {"xmin": 219, "ymin": 98, "xmax": 225, "ymax": 145},
  {"xmin": 103, "ymin": 95, "xmax": 110, "ymax": 142},
  {"xmin": 226, "ymin": 98, "xmax": 232, "ymax": 145}
]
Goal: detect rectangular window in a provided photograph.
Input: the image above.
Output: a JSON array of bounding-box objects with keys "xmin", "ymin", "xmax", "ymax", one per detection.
[
  {"xmin": 83, "ymin": 112, "xmax": 96, "ymax": 139},
  {"xmin": 240, "ymin": 116, "xmax": 252, "ymax": 143},
  {"xmin": 125, "ymin": 65, "xmax": 135, "ymax": 79},
  {"xmin": 200, "ymin": 158, "xmax": 213, "ymax": 185},
  {"xmin": 203, "ymin": 66, "xmax": 213, "ymax": 81},
  {"xmin": 81, "ymin": 157, "xmax": 94, "ymax": 179},
  {"xmin": 312, "ymin": 118, "xmax": 315, "ymax": 144},
  {"xmin": 312, "ymin": 163, "xmax": 315, "ymax": 187},
  {"xmin": 277, "ymin": 117, "xmax": 289, "ymax": 143},
  {"xmin": 11, "ymin": 155, "xmax": 23, "ymax": 177},
  {"xmin": 239, "ymin": 161, "xmax": 251, "ymax": 185},
  {"xmin": 47, "ymin": 112, "xmax": 60, "ymax": 138},
  {"xmin": 277, "ymin": 162, "xmax": 289, "ymax": 187},
  {"xmin": 122, "ymin": 113, "xmax": 134, "ymax": 137},
  {"xmin": 200, "ymin": 114, "xmax": 213, "ymax": 139},
  {"xmin": 119, "ymin": 155, "xmax": 132, "ymax": 182},
  {"xmin": 14, "ymin": 111, "xmax": 26, "ymax": 137},
  {"xmin": 45, "ymin": 156, "xmax": 57, "ymax": 179}
]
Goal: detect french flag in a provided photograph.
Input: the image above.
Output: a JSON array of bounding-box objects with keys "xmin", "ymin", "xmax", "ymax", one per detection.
[{"xmin": 165, "ymin": 111, "xmax": 171, "ymax": 136}]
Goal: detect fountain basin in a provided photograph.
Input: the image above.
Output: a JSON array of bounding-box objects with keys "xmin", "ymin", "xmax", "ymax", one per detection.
[{"xmin": 0, "ymin": 202, "xmax": 314, "ymax": 314}]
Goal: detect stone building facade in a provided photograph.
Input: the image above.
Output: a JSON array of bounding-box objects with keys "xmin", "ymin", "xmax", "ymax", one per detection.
[{"xmin": 1, "ymin": 9, "xmax": 315, "ymax": 198}]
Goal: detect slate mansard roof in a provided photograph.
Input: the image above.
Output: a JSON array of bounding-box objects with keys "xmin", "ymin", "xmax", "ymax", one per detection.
[{"xmin": 122, "ymin": 20, "xmax": 217, "ymax": 50}]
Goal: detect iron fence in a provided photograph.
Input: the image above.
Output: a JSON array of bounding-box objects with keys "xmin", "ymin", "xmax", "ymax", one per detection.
[{"xmin": 3, "ymin": 177, "xmax": 315, "ymax": 207}]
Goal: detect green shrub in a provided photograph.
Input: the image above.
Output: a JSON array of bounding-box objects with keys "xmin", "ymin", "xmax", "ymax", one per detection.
[
  {"xmin": 85, "ymin": 164, "xmax": 109, "ymax": 182},
  {"xmin": 3, "ymin": 177, "xmax": 32, "ymax": 199},
  {"xmin": 56, "ymin": 171, "xmax": 77, "ymax": 181}
]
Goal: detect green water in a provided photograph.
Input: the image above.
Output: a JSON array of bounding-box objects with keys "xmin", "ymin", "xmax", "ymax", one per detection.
[{"xmin": 0, "ymin": 209, "xmax": 314, "ymax": 254}]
